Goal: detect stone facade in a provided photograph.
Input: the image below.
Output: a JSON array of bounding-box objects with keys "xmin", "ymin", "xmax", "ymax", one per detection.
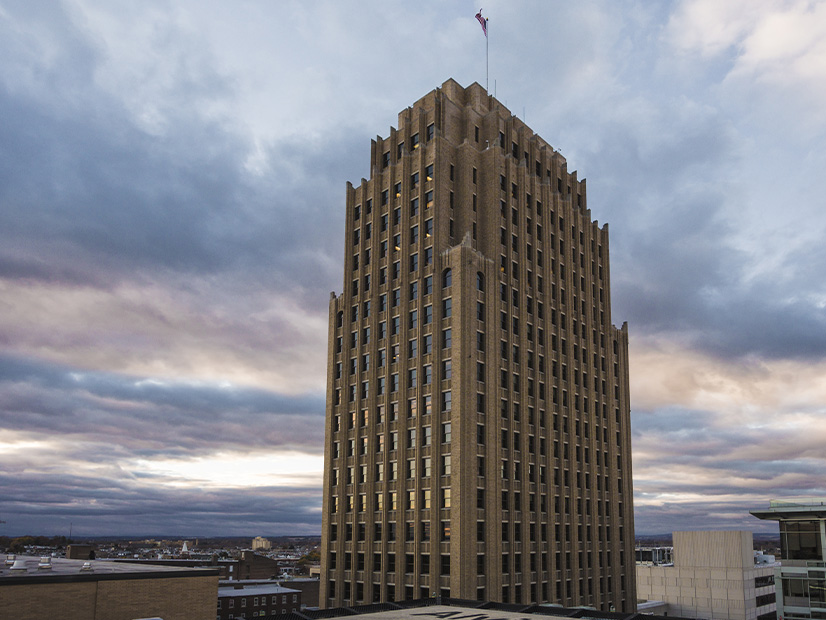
[
  {"xmin": 636, "ymin": 531, "xmax": 777, "ymax": 620},
  {"xmin": 321, "ymin": 79, "xmax": 635, "ymax": 611}
]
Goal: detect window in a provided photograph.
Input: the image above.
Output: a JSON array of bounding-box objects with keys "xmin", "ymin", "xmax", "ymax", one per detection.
[
  {"xmin": 411, "ymin": 224, "xmax": 419, "ymax": 244},
  {"xmin": 442, "ymin": 390, "xmax": 453, "ymax": 411},
  {"xmin": 442, "ymin": 268, "xmax": 452, "ymax": 288},
  {"xmin": 411, "ymin": 133, "xmax": 419, "ymax": 149},
  {"xmin": 477, "ymin": 272, "xmax": 485, "ymax": 291},
  {"xmin": 426, "ymin": 163, "xmax": 434, "ymax": 181},
  {"xmin": 442, "ymin": 421, "xmax": 452, "ymax": 442},
  {"xmin": 427, "ymin": 123, "xmax": 434, "ymax": 141},
  {"xmin": 411, "ymin": 171, "xmax": 419, "ymax": 188},
  {"xmin": 443, "ymin": 298, "xmax": 452, "ymax": 317},
  {"xmin": 424, "ymin": 304, "xmax": 433, "ymax": 324},
  {"xmin": 442, "ymin": 328, "xmax": 452, "ymax": 349},
  {"xmin": 423, "ymin": 333, "xmax": 432, "ymax": 354},
  {"xmin": 425, "ymin": 190, "xmax": 434, "ymax": 208},
  {"xmin": 410, "ymin": 197, "xmax": 419, "ymax": 216},
  {"xmin": 442, "ymin": 359, "xmax": 452, "ymax": 379},
  {"xmin": 424, "ymin": 275, "xmax": 433, "ymax": 295},
  {"xmin": 442, "ymin": 487, "xmax": 451, "ymax": 508}
]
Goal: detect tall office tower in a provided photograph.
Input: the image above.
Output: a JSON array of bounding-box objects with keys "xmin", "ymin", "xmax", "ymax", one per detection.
[{"xmin": 320, "ymin": 79, "xmax": 635, "ymax": 611}]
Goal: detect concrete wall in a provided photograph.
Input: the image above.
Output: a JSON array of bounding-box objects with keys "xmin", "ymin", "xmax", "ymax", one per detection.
[{"xmin": 635, "ymin": 531, "xmax": 775, "ymax": 620}]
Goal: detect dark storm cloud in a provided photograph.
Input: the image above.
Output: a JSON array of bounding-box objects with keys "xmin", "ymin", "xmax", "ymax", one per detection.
[
  {"xmin": 0, "ymin": 2, "xmax": 358, "ymax": 303},
  {"xmin": 0, "ymin": 467, "xmax": 321, "ymax": 537},
  {"xmin": 508, "ymin": 11, "xmax": 826, "ymax": 364},
  {"xmin": 0, "ymin": 79, "xmax": 352, "ymax": 296},
  {"xmin": 0, "ymin": 354, "xmax": 325, "ymax": 456},
  {"xmin": 634, "ymin": 500, "xmax": 773, "ymax": 535}
]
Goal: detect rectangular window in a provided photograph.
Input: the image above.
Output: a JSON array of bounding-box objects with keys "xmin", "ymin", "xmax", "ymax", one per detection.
[
  {"xmin": 442, "ymin": 390, "xmax": 452, "ymax": 411},
  {"xmin": 442, "ymin": 358, "xmax": 452, "ymax": 379}
]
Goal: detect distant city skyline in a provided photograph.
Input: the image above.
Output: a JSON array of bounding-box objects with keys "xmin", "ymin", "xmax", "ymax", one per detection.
[{"xmin": 1, "ymin": 1, "xmax": 825, "ymax": 537}]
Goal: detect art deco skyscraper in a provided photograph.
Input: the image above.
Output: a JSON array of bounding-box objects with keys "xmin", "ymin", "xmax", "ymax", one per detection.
[{"xmin": 320, "ymin": 80, "xmax": 635, "ymax": 612}]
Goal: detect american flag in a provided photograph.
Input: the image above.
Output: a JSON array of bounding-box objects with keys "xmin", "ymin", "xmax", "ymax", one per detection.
[{"xmin": 475, "ymin": 9, "xmax": 487, "ymax": 37}]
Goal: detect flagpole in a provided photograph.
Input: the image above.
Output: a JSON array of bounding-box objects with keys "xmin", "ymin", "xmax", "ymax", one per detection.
[{"xmin": 486, "ymin": 18, "xmax": 489, "ymax": 93}]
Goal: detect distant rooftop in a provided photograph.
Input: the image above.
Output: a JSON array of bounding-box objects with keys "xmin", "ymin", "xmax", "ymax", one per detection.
[{"xmin": 0, "ymin": 555, "xmax": 217, "ymax": 585}]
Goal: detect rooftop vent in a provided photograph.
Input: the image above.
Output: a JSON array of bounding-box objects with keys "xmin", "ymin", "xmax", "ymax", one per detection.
[
  {"xmin": 5, "ymin": 554, "xmax": 15, "ymax": 566},
  {"xmin": 80, "ymin": 561, "xmax": 94, "ymax": 572},
  {"xmin": 10, "ymin": 559, "xmax": 27, "ymax": 572},
  {"xmin": 38, "ymin": 557, "xmax": 52, "ymax": 570}
]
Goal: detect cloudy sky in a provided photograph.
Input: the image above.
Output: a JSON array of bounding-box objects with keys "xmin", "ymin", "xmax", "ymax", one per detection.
[{"xmin": 1, "ymin": 0, "xmax": 825, "ymax": 538}]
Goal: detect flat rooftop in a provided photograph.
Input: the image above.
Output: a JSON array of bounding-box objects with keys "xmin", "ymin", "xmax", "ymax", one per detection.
[
  {"xmin": 0, "ymin": 555, "xmax": 217, "ymax": 585},
  {"xmin": 219, "ymin": 583, "xmax": 300, "ymax": 597},
  {"xmin": 284, "ymin": 599, "xmax": 682, "ymax": 620},
  {"xmin": 751, "ymin": 497, "xmax": 826, "ymax": 520}
]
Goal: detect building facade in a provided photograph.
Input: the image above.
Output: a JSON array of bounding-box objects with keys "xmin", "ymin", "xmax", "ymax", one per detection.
[
  {"xmin": 217, "ymin": 583, "xmax": 300, "ymax": 620},
  {"xmin": 636, "ymin": 530, "xmax": 777, "ymax": 620},
  {"xmin": 751, "ymin": 498, "xmax": 826, "ymax": 620},
  {"xmin": 0, "ymin": 555, "xmax": 218, "ymax": 620},
  {"xmin": 320, "ymin": 79, "xmax": 635, "ymax": 610}
]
